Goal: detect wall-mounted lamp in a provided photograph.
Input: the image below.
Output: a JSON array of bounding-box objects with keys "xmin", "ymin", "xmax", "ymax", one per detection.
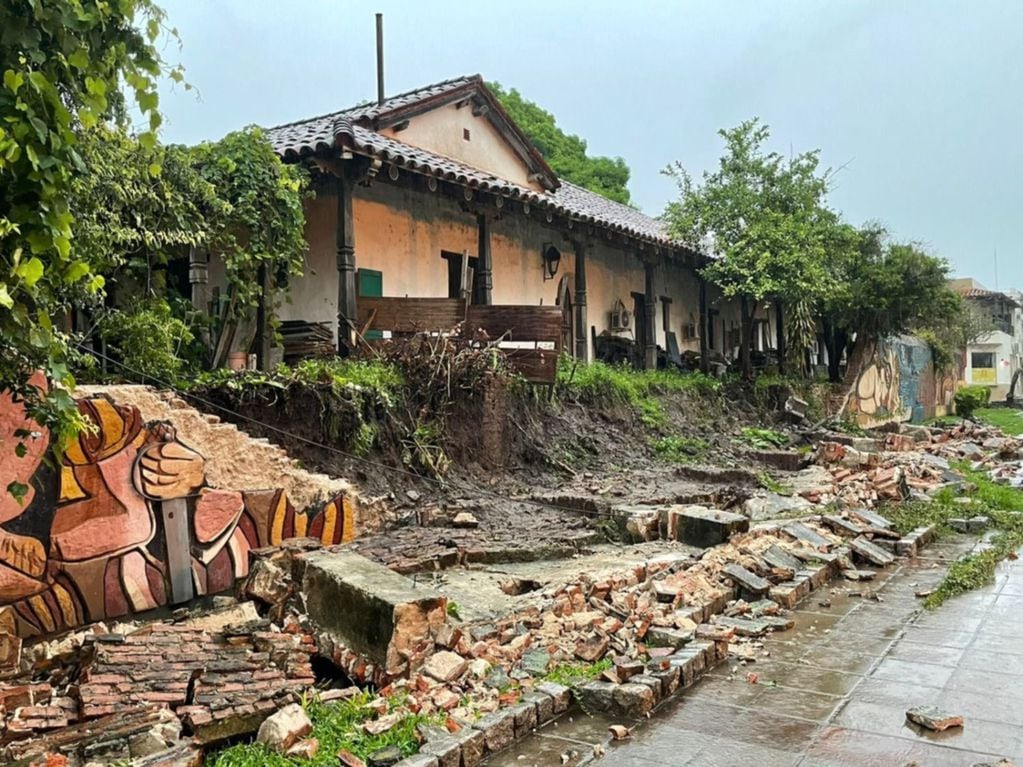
[{"xmin": 542, "ymin": 243, "xmax": 561, "ymax": 280}]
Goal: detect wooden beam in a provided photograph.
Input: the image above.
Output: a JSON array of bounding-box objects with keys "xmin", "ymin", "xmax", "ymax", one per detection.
[
  {"xmin": 188, "ymin": 245, "xmax": 211, "ymax": 355},
  {"xmin": 644, "ymin": 261, "xmax": 657, "ymax": 370},
  {"xmin": 698, "ymin": 274, "xmax": 710, "ymax": 374},
  {"xmin": 336, "ymin": 171, "xmax": 357, "ymax": 351},
  {"xmin": 475, "ymin": 212, "xmax": 493, "ymax": 305},
  {"xmin": 255, "ymin": 263, "xmax": 272, "ymax": 370},
  {"xmin": 573, "ymin": 240, "xmax": 588, "ymax": 361}
]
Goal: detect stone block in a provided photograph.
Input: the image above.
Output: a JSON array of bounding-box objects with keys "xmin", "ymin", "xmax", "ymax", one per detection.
[
  {"xmin": 522, "ymin": 691, "xmax": 555, "ymax": 725},
  {"xmin": 849, "ymin": 536, "xmax": 896, "ymax": 567},
  {"xmin": 782, "ymin": 522, "xmax": 832, "ymax": 551},
  {"xmin": 536, "ymin": 682, "xmax": 571, "ymax": 714},
  {"xmin": 646, "ymin": 626, "xmax": 693, "ymax": 649},
  {"xmin": 649, "ymin": 665, "xmax": 681, "ymax": 697},
  {"xmin": 298, "ymin": 550, "xmax": 447, "ymax": 676},
  {"xmin": 849, "ymin": 508, "xmax": 893, "ymax": 530},
  {"xmin": 420, "ymin": 736, "xmax": 461, "ymax": 767},
  {"xmin": 611, "ymin": 505, "xmax": 664, "ymax": 543},
  {"xmin": 393, "ymin": 755, "xmax": 440, "ymax": 767},
  {"xmin": 822, "ymin": 515, "xmax": 865, "ymax": 537},
  {"xmin": 630, "ymin": 674, "xmax": 663, "ymax": 704},
  {"xmin": 509, "ymin": 700, "xmax": 537, "ymax": 738},
  {"xmin": 721, "ymin": 564, "xmax": 770, "ymax": 597},
  {"xmin": 473, "ymin": 709, "xmax": 516, "ymax": 754},
  {"xmin": 452, "ymin": 724, "xmax": 486, "ymax": 766},
  {"xmin": 612, "ymin": 683, "xmax": 655, "ymax": 717},
  {"xmin": 769, "ymin": 579, "xmax": 809, "ymax": 609},
  {"xmin": 670, "ymin": 506, "xmax": 749, "ymax": 547},
  {"xmin": 576, "ymin": 681, "xmax": 616, "ymax": 713}
]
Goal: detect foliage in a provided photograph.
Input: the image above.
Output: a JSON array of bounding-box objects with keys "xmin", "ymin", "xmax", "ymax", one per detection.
[
  {"xmin": 70, "ymin": 127, "xmax": 223, "ymax": 282},
  {"xmin": 757, "ymin": 472, "xmax": 792, "ymax": 495},
  {"xmin": 289, "ymin": 358, "xmax": 404, "ymax": 406},
  {"xmin": 954, "ymin": 385, "xmax": 991, "ymax": 420},
  {"xmin": 653, "ymin": 435, "xmax": 709, "ymax": 463},
  {"xmin": 489, "ymin": 82, "xmax": 632, "ymax": 205},
  {"xmin": 188, "ymin": 127, "xmax": 308, "ymax": 316},
  {"xmin": 97, "ymin": 300, "xmax": 195, "ymax": 382},
  {"xmin": 976, "ymin": 407, "xmax": 1023, "ymax": 436},
  {"xmin": 207, "ymin": 691, "xmax": 442, "ymax": 766},
  {"xmin": 663, "ymin": 119, "xmax": 838, "ymax": 375},
  {"xmin": 1, "ymin": 0, "xmax": 177, "ymax": 461},
  {"xmin": 558, "ymin": 361, "xmax": 721, "ymax": 431},
  {"xmin": 542, "ymin": 658, "xmax": 613, "ymax": 687},
  {"xmin": 737, "ymin": 427, "xmax": 790, "ymax": 449},
  {"xmin": 818, "ymin": 224, "xmax": 966, "ymax": 382}
]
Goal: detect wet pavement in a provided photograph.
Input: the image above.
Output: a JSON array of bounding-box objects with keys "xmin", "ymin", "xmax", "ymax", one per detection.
[{"xmin": 486, "ymin": 534, "xmax": 1023, "ymax": 766}]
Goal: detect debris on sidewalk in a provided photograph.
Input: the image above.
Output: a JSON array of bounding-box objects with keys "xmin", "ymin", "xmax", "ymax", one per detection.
[{"xmin": 905, "ymin": 705, "xmax": 964, "ymax": 731}]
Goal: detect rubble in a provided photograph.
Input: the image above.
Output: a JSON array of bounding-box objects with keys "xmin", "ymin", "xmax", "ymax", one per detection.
[
  {"xmin": 256, "ymin": 702, "xmax": 313, "ymax": 753},
  {"xmin": 905, "ymin": 705, "xmax": 964, "ymax": 731}
]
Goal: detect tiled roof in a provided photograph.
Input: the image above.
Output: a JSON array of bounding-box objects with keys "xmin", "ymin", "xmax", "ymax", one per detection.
[
  {"xmin": 264, "ymin": 77, "xmax": 680, "ymax": 251},
  {"xmin": 957, "ymin": 287, "xmax": 1020, "ymax": 306}
]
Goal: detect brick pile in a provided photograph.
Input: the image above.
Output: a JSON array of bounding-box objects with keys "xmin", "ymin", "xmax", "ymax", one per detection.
[{"xmin": 0, "ymin": 615, "xmax": 319, "ymax": 764}]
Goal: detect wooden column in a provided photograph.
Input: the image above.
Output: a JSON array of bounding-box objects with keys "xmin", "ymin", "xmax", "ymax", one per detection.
[
  {"xmin": 474, "ymin": 212, "xmax": 493, "ymax": 305},
  {"xmin": 573, "ymin": 240, "xmax": 588, "ymax": 361},
  {"xmin": 188, "ymin": 245, "xmax": 211, "ymax": 354},
  {"xmin": 644, "ymin": 261, "xmax": 657, "ymax": 370},
  {"xmin": 255, "ymin": 263, "xmax": 272, "ymax": 370},
  {"xmin": 698, "ymin": 274, "xmax": 710, "ymax": 374},
  {"xmin": 336, "ymin": 171, "xmax": 357, "ymax": 351}
]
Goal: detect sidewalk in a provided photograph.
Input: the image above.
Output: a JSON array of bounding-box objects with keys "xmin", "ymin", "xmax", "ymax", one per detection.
[{"xmin": 488, "ymin": 534, "xmax": 1023, "ymax": 766}]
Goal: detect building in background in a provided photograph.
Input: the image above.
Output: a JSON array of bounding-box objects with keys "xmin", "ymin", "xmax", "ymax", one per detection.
[{"xmin": 950, "ymin": 278, "xmax": 1022, "ymax": 401}]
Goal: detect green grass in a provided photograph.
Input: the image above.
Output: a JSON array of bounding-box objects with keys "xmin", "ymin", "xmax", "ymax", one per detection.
[
  {"xmin": 976, "ymin": 407, "xmax": 1023, "ymax": 436},
  {"xmin": 737, "ymin": 427, "xmax": 790, "ymax": 449},
  {"xmin": 206, "ymin": 691, "xmax": 442, "ymax": 766},
  {"xmin": 652, "ymin": 435, "xmax": 709, "ymax": 463},
  {"xmin": 557, "ymin": 361, "xmax": 721, "ymax": 430},
  {"xmin": 757, "ymin": 472, "xmax": 792, "ymax": 495},
  {"xmin": 542, "ymin": 658, "xmax": 613, "ymax": 687},
  {"xmin": 915, "ymin": 465, "xmax": 1023, "ymax": 609}
]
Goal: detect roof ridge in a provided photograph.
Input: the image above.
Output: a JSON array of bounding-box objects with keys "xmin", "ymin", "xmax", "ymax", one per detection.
[{"xmin": 264, "ymin": 74, "xmax": 481, "ymax": 132}]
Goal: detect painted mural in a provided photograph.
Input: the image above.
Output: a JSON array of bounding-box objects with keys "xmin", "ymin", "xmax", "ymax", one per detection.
[
  {"xmin": 0, "ymin": 382, "xmax": 353, "ymax": 638},
  {"xmin": 846, "ymin": 336, "xmax": 957, "ymax": 427}
]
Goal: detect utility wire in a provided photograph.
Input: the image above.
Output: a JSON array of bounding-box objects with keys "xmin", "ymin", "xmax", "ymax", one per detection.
[{"xmin": 76, "ymin": 345, "xmax": 603, "ymax": 519}]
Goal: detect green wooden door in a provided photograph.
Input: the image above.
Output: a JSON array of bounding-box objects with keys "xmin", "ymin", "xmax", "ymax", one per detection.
[{"xmin": 358, "ymin": 269, "xmax": 383, "ymax": 339}]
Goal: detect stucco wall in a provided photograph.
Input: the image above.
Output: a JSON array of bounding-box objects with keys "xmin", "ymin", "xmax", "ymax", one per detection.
[
  {"xmin": 379, "ymin": 102, "xmax": 541, "ymax": 191},
  {"xmin": 965, "ymin": 330, "xmax": 1014, "ymax": 401},
  {"xmin": 267, "ymin": 180, "xmax": 721, "ymax": 358}
]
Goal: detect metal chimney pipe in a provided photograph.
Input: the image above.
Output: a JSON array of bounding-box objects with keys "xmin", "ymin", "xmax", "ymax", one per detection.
[{"xmin": 375, "ymin": 13, "xmax": 385, "ymax": 105}]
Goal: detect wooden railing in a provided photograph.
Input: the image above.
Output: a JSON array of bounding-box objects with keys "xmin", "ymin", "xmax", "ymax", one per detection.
[{"xmin": 355, "ymin": 298, "xmax": 564, "ymax": 384}]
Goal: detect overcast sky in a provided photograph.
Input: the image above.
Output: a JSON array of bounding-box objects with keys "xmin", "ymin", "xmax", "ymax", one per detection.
[{"xmin": 154, "ymin": 0, "xmax": 1023, "ymax": 289}]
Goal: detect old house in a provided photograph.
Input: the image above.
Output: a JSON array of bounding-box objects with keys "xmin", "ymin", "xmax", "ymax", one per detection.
[{"xmin": 207, "ymin": 75, "xmax": 779, "ymax": 373}]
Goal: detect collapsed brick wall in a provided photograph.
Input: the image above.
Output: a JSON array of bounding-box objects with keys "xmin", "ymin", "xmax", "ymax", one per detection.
[{"xmin": 0, "ymin": 383, "xmax": 360, "ymax": 640}]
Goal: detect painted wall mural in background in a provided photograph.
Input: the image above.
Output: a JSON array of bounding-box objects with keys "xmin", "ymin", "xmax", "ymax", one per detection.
[
  {"xmin": 847, "ymin": 336, "xmax": 957, "ymax": 427},
  {"xmin": 0, "ymin": 383, "xmax": 353, "ymax": 638}
]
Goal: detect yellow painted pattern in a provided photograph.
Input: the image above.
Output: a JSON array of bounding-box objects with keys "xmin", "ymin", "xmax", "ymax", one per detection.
[
  {"xmin": 59, "ymin": 465, "xmax": 88, "ymax": 503},
  {"xmin": 28, "ymin": 595, "xmax": 55, "ymax": 634},
  {"xmin": 53, "ymin": 583, "xmax": 79, "ymax": 627},
  {"xmin": 319, "ymin": 502, "xmax": 337, "ymax": 545},
  {"xmin": 341, "ymin": 497, "xmax": 356, "ymax": 542},
  {"xmin": 269, "ymin": 492, "xmax": 288, "ymax": 546}
]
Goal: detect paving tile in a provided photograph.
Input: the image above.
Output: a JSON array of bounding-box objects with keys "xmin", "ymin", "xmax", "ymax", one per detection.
[
  {"xmin": 869, "ymin": 657, "xmax": 955, "ymax": 688},
  {"xmin": 805, "ymin": 725, "xmax": 1013, "ymax": 767}
]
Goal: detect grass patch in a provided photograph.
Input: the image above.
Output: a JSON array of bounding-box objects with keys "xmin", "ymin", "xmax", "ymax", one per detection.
[
  {"xmin": 207, "ymin": 691, "xmax": 442, "ymax": 767},
  {"xmin": 737, "ymin": 427, "xmax": 790, "ymax": 449},
  {"xmin": 653, "ymin": 435, "xmax": 709, "ymax": 463},
  {"xmin": 557, "ymin": 362, "xmax": 720, "ymax": 430},
  {"xmin": 976, "ymin": 407, "xmax": 1023, "ymax": 436},
  {"xmin": 917, "ymin": 465, "xmax": 1023, "ymax": 609},
  {"xmin": 542, "ymin": 658, "xmax": 613, "ymax": 687},
  {"xmin": 757, "ymin": 472, "xmax": 792, "ymax": 495}
]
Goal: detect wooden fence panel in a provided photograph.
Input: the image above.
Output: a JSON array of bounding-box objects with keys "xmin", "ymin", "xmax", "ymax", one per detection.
[{"xmin": 357, "ymin": 297, "xmax": 466, "ymax": 334}]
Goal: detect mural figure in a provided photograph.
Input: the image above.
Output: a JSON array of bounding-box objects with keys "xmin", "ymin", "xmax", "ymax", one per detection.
[{"xmin": 0, "ymin": 383, "xmax": 353, "ymax": 637}]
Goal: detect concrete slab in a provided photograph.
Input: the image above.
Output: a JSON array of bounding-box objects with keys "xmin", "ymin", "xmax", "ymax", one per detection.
[{"xmin": 299, "ymin": 550, "xmax": 447, "ymax": 676}]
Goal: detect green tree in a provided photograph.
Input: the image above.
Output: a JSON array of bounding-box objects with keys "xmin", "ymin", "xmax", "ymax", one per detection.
[
  {"xmin": 1, "ymin": 0, "xmax": 180, "ymax": 463},
  {"xmin": 820, "ymin": 224, "xmax": 962, "ymax": 382},
  {"xmin": 489, "ymin": 82, "xmax": 632, "ymax": 205},
  {"xmin": 663, "ymin": 119, "xmax": 837, "ymax": 376}
]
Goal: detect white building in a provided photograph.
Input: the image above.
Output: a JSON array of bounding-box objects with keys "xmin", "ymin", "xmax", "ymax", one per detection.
[{"xmin": 950, "ymin": 278, "xmax": 1021, "ymax": 401}]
